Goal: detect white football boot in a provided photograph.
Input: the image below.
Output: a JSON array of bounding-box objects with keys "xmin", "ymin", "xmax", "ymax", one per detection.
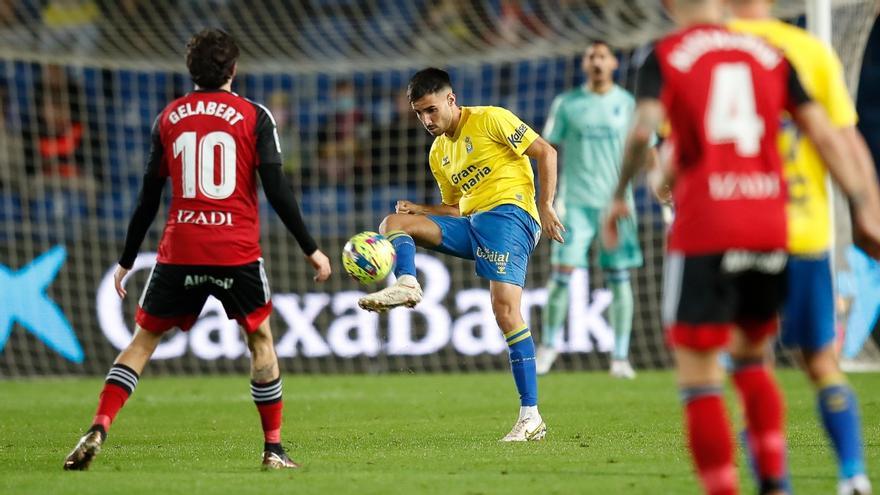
[
  {"xmin": 535, "ymin": 345, "xmax": 558, "ymax": 375},
  {"xmin": 500, "ymin": 407, "xmax": 546, "ymax": 442},
  {"xmin": 610, "ymin": 359, "xmax": 636, "ymax": 379},
  {"xmin": 839, "ymin": 474, "xmax": 872, "ymax": 495},
  {"xmin": 358, "ymin": 274, "xmax": 422, "ymax": 312}
]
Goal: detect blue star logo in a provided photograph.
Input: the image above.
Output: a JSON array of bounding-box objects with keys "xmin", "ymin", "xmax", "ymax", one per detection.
[
  {"xmin": 0, "ymin": 246, "xmax": 83, "ymax": 363},
  {"xmin": 837, "ymin": 245, "xmax": 880, "ymax": 359}
]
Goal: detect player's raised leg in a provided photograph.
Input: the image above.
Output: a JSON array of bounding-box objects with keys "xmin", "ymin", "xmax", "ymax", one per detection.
[
  {"xmin": 63, "ymin": 325, "xmax": 162, "ymax": 470},
  {"xmin": 245, "ymin": 317, "xmax": 300, "ymax": 470},
  {"xmin": 358, "ymin": 211, "xmax": 443, "ymax": 312},
  {"xmin": 493, "ymin": 280, "xmax": 545, "ymax": 442}
]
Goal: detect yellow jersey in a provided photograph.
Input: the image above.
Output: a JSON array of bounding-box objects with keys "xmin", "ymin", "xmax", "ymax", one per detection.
[
  {"xmin": 730, "ymin": 18, "xmax": 858, "ymax": 254},
  {"xmin": 428, "ymin": 106, "xmax": 541, "ymax": 223}
]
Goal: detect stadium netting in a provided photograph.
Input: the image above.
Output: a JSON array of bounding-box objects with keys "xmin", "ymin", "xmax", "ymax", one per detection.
[{"xmin": 0, "ymin": 0, "xmax": 877, "ymax": 376}]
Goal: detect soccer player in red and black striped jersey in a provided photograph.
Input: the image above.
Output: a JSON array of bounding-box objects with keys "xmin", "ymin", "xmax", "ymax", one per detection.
[
  {"xmin": 604, "ymin": 1, "xmax": 880, "ymax": 493},
  {"xmin": 63, "ymin": 29, "xmax": 331, "ymax": 471}
]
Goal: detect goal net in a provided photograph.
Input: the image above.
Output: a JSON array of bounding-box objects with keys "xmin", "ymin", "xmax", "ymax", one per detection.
[{"xmin": 0, "ymin": 0, "xmax": 876, "ymax": 376}]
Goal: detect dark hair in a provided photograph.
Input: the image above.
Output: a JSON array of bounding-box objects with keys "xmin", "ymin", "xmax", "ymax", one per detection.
[
  {"xmin": 589, "ymin": 39, "xmax": 611, "ymax": 50},
  {"xmin": 407, "ymin": 68, "xmax": 453, "ymax": 102},
  {"xmin": 186, "ymin": 29, "xmax": 239, "ymax": 89}
]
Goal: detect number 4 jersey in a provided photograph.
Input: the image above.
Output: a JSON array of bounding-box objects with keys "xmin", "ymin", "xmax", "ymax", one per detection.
[
  {"xmin": 636, "ymin": 25, "xmax": 811, "ymax": 255},
  {"xmin": 148, "ymin": 89, "xmax": 281, "ymax": 265}
]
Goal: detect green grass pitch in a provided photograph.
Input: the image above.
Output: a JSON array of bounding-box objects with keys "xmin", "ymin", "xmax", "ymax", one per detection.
[{"xmin": 1, "ymin": 370, "xmax": 877, "ymax": 494}]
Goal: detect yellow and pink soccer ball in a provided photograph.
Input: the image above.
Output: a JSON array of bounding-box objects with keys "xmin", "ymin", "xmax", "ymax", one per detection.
[{"xmin": 342, "ymin": 231, "xmax": 396, "ymax": 284}]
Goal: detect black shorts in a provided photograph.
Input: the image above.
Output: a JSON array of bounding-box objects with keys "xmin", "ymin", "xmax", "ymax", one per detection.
[
  {"xmin": 135, "ymin": 260, "xmax": 272, "ymax": 333},
  {"xmin": 662, "ymin": 251, "xmax": 788, "ymax": 350}
]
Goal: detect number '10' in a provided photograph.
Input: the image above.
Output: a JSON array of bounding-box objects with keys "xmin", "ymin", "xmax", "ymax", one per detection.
[{"xmin": 173, "ymin": 131, "xmax": 237, "ymax": 200}]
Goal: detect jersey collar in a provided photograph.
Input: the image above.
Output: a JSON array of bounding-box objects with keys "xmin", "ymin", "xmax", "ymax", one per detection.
[{"xmin": 450, "ymin": 106, "xmax": 470, "ymax": 141}]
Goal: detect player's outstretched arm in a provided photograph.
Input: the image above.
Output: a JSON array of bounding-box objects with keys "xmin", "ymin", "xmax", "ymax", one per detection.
[
  {"xmin": 258, "ymin": 163, "xmax": 331, "ymax": 282},
  {"xmin": 115, "ymin": 173, "xmax": 166, "ymax": 298},
  {"xmin": 793, "ymin": 103, "xmax": 880, "ymax": 258},
  {"xmin": 840, "ymin": 126, "xmax": 880, "ymax": 256},
  {"xmin": 116, "ymin": 118, "xmax": 168, "ymax": 298},
  {"xmin": 524, "ymin": 137, "xmax": 564, "ymax": 243},
  {"xmin": 604, "ymin": 99, "xmax": 665, "ymax": 249},
  {"xmin": 395, "ymin": 200, "xmax": 460, "ymax": 217}
]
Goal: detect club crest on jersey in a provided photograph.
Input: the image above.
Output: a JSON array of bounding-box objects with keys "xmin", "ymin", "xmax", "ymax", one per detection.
[
  {"xmin": 442, "ymin": 156, "xmax": 450, "ymax": 167},
  {"xmin": 464, "ymin": 136, "xmax": 473, "ymax": 154}
]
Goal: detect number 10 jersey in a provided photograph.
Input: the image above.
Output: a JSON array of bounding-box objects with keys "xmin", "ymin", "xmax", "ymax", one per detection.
[{"xmin": 147, "ymin": 89, "xmax": 282, "ymax": 265}]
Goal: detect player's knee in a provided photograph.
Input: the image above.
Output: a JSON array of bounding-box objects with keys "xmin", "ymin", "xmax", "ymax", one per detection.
[
  {"xmin": 492, "ymin": 301, "xmax": 521, "ymax": 332},
  {"xmin": 246, "ymin": 328, "xmax": 274, "ymax": 354},
  {"xmin": 802, "ymin": 347, "xmax": 839, "ymax": 385},
  {"xmin": 130, "ymin": 326, "xmax": 163, "ymax": 353},
  {"xmin": 379, "ymin": 214, "xmax": 411, "ymax": 235}
]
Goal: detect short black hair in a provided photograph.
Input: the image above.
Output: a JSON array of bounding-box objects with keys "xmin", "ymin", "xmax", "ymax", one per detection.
[
  {"xmin": 407, "ymin": 68, "xmax": 453, "ymax": 102},
  {"xmin": 589, "ymin": 39, "xmax": 611, "ymax": 50},
  {"xmin": 186, "ymin": 29, "xmax": 239, "ymax": 89}
]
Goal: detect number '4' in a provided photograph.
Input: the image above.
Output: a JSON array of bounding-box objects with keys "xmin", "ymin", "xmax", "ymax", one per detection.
[{"xmin": 706, "ymin": 63, "xmax": 765, "ymax": 157}]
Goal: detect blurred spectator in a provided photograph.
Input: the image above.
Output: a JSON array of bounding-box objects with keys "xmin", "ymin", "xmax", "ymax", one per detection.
[
  {"xmin": 414, "ymin": 0, "xmax": 492, "ymax": 52},
  {"xmin": 40, "ymin": 0, "xmax": 100, "ymax": 55},
  {"xmin": 0, "ymin": 79, "xmax": 25, "ymax": 190},
  {"xmin": 368, "ymin": 91, "xmax": 433, "ymax": 203},
  {"xmin": 496, "ymin": 0, "xmax": 549, "ymax": 46},
  {"xmin": 267, "ymin": 90, "xmax": 306, "ymax": 176},
  {"xmin": 23, "ymin": 64, "xmax": 100, "ymax": 193},
  {"xmin": 0, "ymin": 0, "xmax": 39, "ymax": 48},
  {"xmin": 317, "ymin": 80, "xmax": 367, "ymax": 184}
]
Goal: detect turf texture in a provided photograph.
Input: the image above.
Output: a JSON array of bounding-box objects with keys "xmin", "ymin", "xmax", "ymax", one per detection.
[{"xmin": 0, "ymin": 370, "xmax": 877, "ymax": 494}]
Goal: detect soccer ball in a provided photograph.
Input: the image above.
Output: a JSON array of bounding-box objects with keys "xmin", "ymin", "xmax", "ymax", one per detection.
[{"xmin": 342, "ymin": 231, "xmax": 396, "ymax": 284}]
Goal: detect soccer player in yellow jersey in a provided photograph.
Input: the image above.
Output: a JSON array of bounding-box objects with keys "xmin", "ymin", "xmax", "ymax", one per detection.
[
  {"xmin": 358, "ymin": 68, "xmax": 564, "ymax": 441},
  {"xmin": 730, "ymin": 1, "xmax": 879, "ymax": 493}
]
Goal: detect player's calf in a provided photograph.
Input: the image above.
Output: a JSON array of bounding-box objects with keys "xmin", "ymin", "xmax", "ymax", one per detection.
[{"xmin": 730, "ymin": 358, "xmax": 787, "ymax": 494}]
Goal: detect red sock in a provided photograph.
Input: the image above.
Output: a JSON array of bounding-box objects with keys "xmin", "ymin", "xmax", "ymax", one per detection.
[
  {"xmin": 256, "ymin": 401, "xmax": 283, "ymax": 444},
  {"xmin": 733, "ymin": 365, "xmax": 786, "ymax": 483},
  {"xmin": 91, "ymin": 364, "xmax": 139, "ymax": 433},
  {"xmin": 251, "ymin": 378, "xmax": 284, "ymax": 444},
  {"xmin": 91, "ymin": 383, "xmax": 131, "ymax": 432},
  {"xmin": 684, "ymin": 393, "xmax": 738, "ymax": 495}
]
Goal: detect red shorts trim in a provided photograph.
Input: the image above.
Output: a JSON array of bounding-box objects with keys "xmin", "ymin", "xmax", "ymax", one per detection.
[
  {"xmin": 135, "ymin": 301, "xmax": 272, "ymax": 334},
  {"xmin": 136, "ymin": 307, "xmax": 199, "ymax": 333},
  {"xmin": 232, "ymin": 301, "xmax": 272, "ymax": 333},
  {"xmin": 666, "ymin": 322, "xmax": 733, "ymax": 351},
  {"xmin": 736, "ymin": 317, "xmax": 779, "ymax": 343}
]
